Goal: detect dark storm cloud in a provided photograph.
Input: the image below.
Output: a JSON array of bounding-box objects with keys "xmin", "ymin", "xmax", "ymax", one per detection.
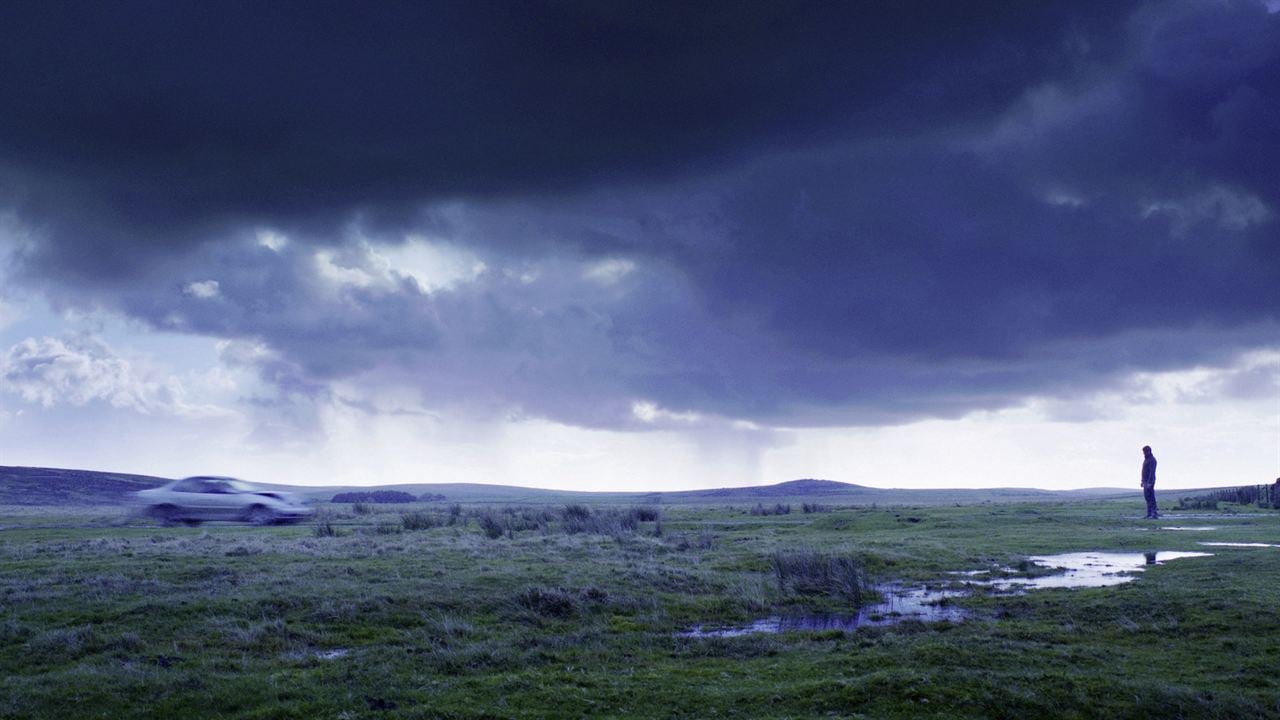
[
  {"xmin": 1, "ymin": 0, "xmax": 1278, "ymax": 430},
  {"xmin": 0, "ymin": 1, "xmax": 1129, "ymax": 276}
]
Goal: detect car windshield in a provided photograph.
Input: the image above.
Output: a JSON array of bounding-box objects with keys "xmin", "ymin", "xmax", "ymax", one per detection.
[{"xmin": 226, "ymin": 480, "xmax": 258, "ymax": 493}]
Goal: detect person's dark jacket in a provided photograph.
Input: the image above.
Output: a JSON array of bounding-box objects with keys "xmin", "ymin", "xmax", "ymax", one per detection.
[{"xmin": 1141, "ymin": 453, "xmax": 1157, "ymax": 487}]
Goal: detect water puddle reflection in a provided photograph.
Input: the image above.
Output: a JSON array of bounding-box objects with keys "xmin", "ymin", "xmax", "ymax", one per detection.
[
  {"xmin": 679, "ymin": 583, "xmax": 967, "ymax": 638},
  {"xmin": 986, "ymin": 551, "xmax": 1211, "ymax": 590},
  {"xmin": 1160, "ymin": 526, "xmax": 1218, "ymax": 532},
  {"xmin": 680, "ymin": 551, "xmax": 1214, "ymax": 638},
  {"xmin": 1199, "ymin": 542, "xmax": 1280, "ymax": 548}
]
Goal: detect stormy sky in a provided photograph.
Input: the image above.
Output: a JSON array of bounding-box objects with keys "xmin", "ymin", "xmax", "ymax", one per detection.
[{"xmin": 1, "ymin": 1, "xmax": 1277, "ymax": 490}]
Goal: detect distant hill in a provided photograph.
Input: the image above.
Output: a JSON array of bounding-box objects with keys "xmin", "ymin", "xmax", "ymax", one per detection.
[
  {"xmin": 689, "ymin": 478, "xmax": 865, "ymax": 497},
  {"xmin": 0, "ymin": 465, "xmax": 1145, "ymax": 507},
  {"xmin": 0, "ymin": 466, "xmax": 169, "ymax": 505}
]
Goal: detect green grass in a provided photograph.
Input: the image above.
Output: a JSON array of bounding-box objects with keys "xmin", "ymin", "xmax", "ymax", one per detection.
[{"xmin": 3, "ymin": 499, "xmax": 1280, "ymax": 718}]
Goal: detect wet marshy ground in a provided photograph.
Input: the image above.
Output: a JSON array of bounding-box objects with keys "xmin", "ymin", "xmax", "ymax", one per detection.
[
  {"xmin": 679, "ymin": 583, "xmax": 969, "ymax": 638},
  {"xmin": 681, "ymin": 550, "xmax": 1215, "ymax": 637},
  {"xmin": 982, "ymin": 551, "xmax": 1212, "ymax": 590}
]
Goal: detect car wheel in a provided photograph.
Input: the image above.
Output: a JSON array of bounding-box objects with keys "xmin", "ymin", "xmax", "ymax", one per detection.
[
  {"xmin": 246, "ymin": 505, "xmax": 276, "ymax": 526},
  {"xmin": 150, "ymin": 505, "xmax": 181, "ymax": 527}
]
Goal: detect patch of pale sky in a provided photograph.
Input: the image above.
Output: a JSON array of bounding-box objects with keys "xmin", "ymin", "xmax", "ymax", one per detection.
[
  {"xmin": 1043, "ymin": 188, "xmax": 1087, "ymax": 208},
  {"xmin": 631, "ymin": 400, "xmax": 701, "ymax": 425},
  {"xmin": 256, "ymin": 229, "xmax": 288, "ymax": 252},
  {"xmin": 312, "ymin": 235, "xmax": 486, "ymax": 294},
  {"xmin": 1142, "ymin": 185, "xmax": 1272, "ymax": 238},
  {"xmin": 382, "ymin": 235, "xmax": 487, "ymax": 292},
  {"xmin": 582, "ymin": 258, "xmax": 636, "ymax": 285},
  {"xmin": 5, "ymin": 345, "xmax": 1273, "ymax": 492},
  {"xmin": 759, "ymin": 360, "xmax": 1280, "ymax": 491},
  {"xmin": 182, "ymin": 280, "xmax": 220, "ymax": 299},
  {"xmin": 0, "ymin": 287, "xmax": 1274, "ymax": 491},
  {"xmin": 0, "ymin": 298, "xmax": 18, "ymax": 333}
]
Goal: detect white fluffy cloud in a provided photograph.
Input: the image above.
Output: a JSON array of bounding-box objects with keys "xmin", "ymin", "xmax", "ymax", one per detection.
[
  {"xmin": 0, "ymin": 334, "xmax": 227, "ymax": 417},
  {"xmin": 183, "ymin": 280, "xmax": 221, "ymax": 299}
]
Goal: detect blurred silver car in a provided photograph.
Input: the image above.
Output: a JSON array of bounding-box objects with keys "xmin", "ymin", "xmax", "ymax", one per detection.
[{"xmin": 136, "ymin": 476, "xmax": 314, "ymax": 526}]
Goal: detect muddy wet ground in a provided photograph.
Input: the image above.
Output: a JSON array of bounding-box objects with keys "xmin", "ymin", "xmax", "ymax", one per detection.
[
  {"xmin": 679, "ymin": 583, "xmax": 969, "ymax": 637},
  {"xmin": 681, "ymin": 550, "xmax": 1215, "ymax": 637}
]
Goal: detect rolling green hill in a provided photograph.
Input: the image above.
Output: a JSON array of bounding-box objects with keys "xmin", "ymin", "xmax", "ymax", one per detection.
[
  {"xmin": 0, "ymin": 466, "xmax": 169, "ymax": 505},
  {"xmin": 1, "ymin": 465, "xmax": 1143, "ymax": 506}
]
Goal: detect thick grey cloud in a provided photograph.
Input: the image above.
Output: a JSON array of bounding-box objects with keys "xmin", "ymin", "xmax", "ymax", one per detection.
[{"xmin": 1, "ymin": 0, "xmax": 1277, "ymax": 431}]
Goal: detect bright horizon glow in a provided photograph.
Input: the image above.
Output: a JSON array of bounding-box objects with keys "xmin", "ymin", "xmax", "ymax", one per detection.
[{"xmin": 1, "ymin": 312, "xmax": 1274, "ymax": 492}]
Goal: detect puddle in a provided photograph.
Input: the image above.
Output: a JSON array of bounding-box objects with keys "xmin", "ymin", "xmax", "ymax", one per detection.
[
  {"xmin": 680, "ymin": 551, "xmax": 1215, "ymax": 638},
  {"xmin": 1160, "ymin": 526, "xmax": 1217, "ymax": 532},
  {"xmin": 316, "ymin": 649, "xmax": 349, "ymax": 660},
  {"xmin": 678, "ymin": 583, "xmax": 967, "ymax": 638},
  {"xmin": 988, "ymin": 551, "xmax": 1212, "ymax": 590},
  {"xmin": 1199, "ymin": 542, "xmax": 1280, "ymax": 548}
]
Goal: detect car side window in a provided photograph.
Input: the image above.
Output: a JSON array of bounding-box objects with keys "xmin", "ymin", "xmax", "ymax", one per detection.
[
  {"xmin": 201, "ymin": 480, "xmax": 232, "ymax": 494},
  {"xmin": 173, "ymin": 479, "xmax": 202, "ymax": 493}
]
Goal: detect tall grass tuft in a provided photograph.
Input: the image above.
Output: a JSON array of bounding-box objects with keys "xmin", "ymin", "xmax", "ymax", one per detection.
[
  {"xmin": 477, "ymin": 511, "xmax": 505, "ymax": 539},
  {"xmin": 352, "ymin": 502, "xmax": 374, "ymax": 515},
  {"xmin": 401, "ymin": 511, "xmax": 437, "ymax": 531},
  {"xmin": 562, "ymin": 507, "xmax": 641, "ymax": 537},
  {"xmin": 311, "ymin": 511, "xmax": 343, "ymax": 537},
  {"xmin": 633, "ymin": 506, "xmax": 661, "ymax": 522},
  {"xmin": 676, "ymin": 530, "xmax": 716, "ymax": 551},
  {"xmin": 513, "ymin": 587, "xmax": 577, "ymax": 618},
  {"xmin": 772, "ymin": 548, "xmax": 865, "ymax": 603}
]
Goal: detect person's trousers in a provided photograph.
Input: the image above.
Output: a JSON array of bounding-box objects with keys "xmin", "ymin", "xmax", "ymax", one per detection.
[{"xmin": 1143, "ymin": 484, "xmax": 1158, "ymax": 518}]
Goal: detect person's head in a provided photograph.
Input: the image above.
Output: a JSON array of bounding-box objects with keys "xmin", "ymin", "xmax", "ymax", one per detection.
[{"xmin": 1142, "ymin": 445, "xmax": 1152, "ymax": 455}]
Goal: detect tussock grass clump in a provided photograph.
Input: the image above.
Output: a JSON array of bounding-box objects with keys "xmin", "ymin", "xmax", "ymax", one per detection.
[
  {"xmin": 225, "ymin": 544, "xmax": 262, "ymax": 556},
  {"xmin": 513, "ymin": 587, "xmax": 578, "ymax": 618},
  {"xmin": 772, "ymin": 548, "xmax": 865, "ymax": 603},
  {"xmin": 802, "ymin": 502, "xmax": 832, "ymax": 514},
  {"xmin": 27, "ymin": 624, "xmax": 102, "ymax": 663},
  {"xmin": 352, "ymin": 502, "xmax": 374, "ymax": 515},
  {"xmin": 401, "ymin": 511, "xmax": 437, "ymax": 531},
  {"xmin": 560, "ymin": 506, "xmax": 659, "ymax": 537},
  {"xmin": 471, "ymin": 505, "xmax": 659, "ymax": 539},
  {"xmin": 477, "ymin": 511, "xmax": 506, "ymax": 539},
  {"xmin": 0, "ymin": 618, "xmax": 29, "ymax": 644},
  {"xmin": 564, "ymin": 508, "xmax": 634, "ymax": 536},
  {"xmin": 750, "ymin": 503, "xmax": 791, "ymax": 516},
  {"xmin": 423, "ymin": 613, "xmax": 474, "ymax": 641},
  {"xmin": 1175, "ymin": 496, "xmax": 1218, "ymax": 511},
  {"xmin": 311, "ymin": 512, "xmax": 343, "ymax": 537},
  {"xmin": 633, "ymin": 506, "xmax": 661, "ymax": 522},
  {"xmin": 675, "ymin": 530, "xmax": 716, "ymax": 551},
  {"xmin": 473, "ymin": 507, "xmax": 557, "ymax": 538},
  {"xmin": 219, "ymin": 618, "xmax": 304, "ymax": 652},
  {"xmin": 424, "ymin": 640, "xmax": 523, "ymax": 674},
  {"xmin": 109, "ymin": 631, "xmax": 144, "ymax": 653}
]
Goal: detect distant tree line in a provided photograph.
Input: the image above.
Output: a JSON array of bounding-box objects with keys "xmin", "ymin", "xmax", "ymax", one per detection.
[{"xmin": 331, "ymin": 490, "xmax": 446, "ymax": 504}]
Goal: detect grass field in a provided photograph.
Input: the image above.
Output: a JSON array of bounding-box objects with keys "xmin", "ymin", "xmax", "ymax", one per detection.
[{"xmin": 3, "ymin": 498, "xmax": 1280, "ymax": 718}]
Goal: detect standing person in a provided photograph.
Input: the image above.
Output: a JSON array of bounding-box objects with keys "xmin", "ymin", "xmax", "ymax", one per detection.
[{"xmin": 1141, "ymin": 446, "xmax": 1158, "ymax": 519}]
